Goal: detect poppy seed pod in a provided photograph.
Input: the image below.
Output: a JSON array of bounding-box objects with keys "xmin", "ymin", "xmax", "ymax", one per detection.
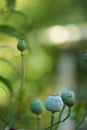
[
  {"xmin": 45, "ymin": 94, "xmax": 63, "ymax": 113},
  {"xmin": 61, "ymin": 90, "xmax": 75, "ymax": 107},
  {"xmin": 30, "ymin": 99, "xmax": 44, "ymax": 115},
  {"xmin": 17, "ymin": 39, "xmax": 27, "ymax": 52}
]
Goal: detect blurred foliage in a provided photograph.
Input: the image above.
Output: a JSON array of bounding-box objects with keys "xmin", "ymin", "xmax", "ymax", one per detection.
[{"xmin": 0, "ymin": 0, "xmax": 87, "ymax": 129}]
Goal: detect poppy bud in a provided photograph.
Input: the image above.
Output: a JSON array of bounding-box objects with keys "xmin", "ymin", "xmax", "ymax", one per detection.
[
  {"xmin": 45, "ymin": 94, "xmax": 63, "ymax": 113},
  {"xmin": 61, "ymin": 90, "xmax": 75, "ymax": 107},
  {"xmin": 17, "ymin": 39, "xmax": 27, "ymax": 52},
  {"xmin": 30, "ymin": 99, "xmax": 44, "ymax": 115}
]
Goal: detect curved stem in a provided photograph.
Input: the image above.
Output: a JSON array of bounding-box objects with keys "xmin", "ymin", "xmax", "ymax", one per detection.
[
  {"xmin": 3, "ymin": 52, "xmax": 24, "ymax": 128},
  {"xmin": 75, "ymin": 110, "xmax": 87, "ymax": 130},
  {"xmin": 54, "ymin": 105, "xmax": 65, "ymax": 130},
  {"xmin": 44, "ymin": 108, "xmax": 71, "ymax": 130},
  {"xmin": 60, "ymin": 108, "xmax": 71, "ymax": 122}
]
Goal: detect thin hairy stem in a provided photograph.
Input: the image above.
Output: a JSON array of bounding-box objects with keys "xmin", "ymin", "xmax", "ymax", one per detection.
[{"xmin": 75, "ymin": 110, "xmax": 87, "ymax": 130}]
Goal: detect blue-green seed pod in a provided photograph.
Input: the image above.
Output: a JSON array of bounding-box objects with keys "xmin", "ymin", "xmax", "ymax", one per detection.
[
  {"xmin": 45, "ymin": 94, "xmax": 63, "ymax": 113},
  {"xmin": 17, "ymin": 39, "xmax": 27, "ymax": 52},
  {"xmin": 61, "ymin": 90, "xmax": 75, "ymax": 107},
  {"xmin": 30, "ymin": 99, "xmax": 44, "ymax": 115}
]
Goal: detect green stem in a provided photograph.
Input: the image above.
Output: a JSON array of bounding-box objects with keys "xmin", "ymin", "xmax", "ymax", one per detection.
[
  {"xmin": 75, "ymin": 110, "xmax": 87, "ymax": 130},
  {"xmin": 3, "ymin": 52, "xmax": 24, "ymax": 129},
  {"xmin": 60, "ymin": 108, "xmax": 71, "ymax": 122},
  {"xmin": 54, "ymin": 105, "xmax": 65, "ymax": 130},
  {"xmin": 44, "ymin": 108, "xmax": 71, "ymax": 130},
  {"xmin": 50, "ymin": 113, "xmax": 54, "ymax": 130},
  {"xmin": 37, "ymin": 115, "xmax": 40, "ymax": 130}
]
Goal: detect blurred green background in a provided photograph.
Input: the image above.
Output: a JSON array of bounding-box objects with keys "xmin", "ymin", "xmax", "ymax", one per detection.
[{"xmin": 0, "ymin": 0, "xmax": 87, "ymax": 129}]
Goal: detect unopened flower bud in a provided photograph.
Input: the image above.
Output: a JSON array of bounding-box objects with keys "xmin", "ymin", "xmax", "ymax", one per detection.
[{"xmin": 17, "ymin": 39, "xmax": 27, "ymax": 52}]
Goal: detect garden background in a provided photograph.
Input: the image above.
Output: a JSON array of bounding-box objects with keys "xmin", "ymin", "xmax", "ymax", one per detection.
[{"xmin": 0, "ymin": 0, "xmax": 87, "ymax": 129}]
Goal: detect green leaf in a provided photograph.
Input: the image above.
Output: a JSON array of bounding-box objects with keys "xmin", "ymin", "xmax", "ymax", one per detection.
[
  {"xmin": 12, "ymin": 10, "xmax": 28, "ymax": 21},
  {"xmin": 0, "ymin": 10, "xmax": 28, "ymax": 22},
  {"xmin": 0, "ymin": 25, "xmax": 30, "ymax": 51},
  {"xmin": 0, "ymin": 76, "xmax": 13, "ymax": 93},
  {"xmin": 0, "ymin": 57, "xmax": 17, "ymax": 71},
  {"xmin": 0, "ymin": 25, "xmax": 24, "ymax": 38}
]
